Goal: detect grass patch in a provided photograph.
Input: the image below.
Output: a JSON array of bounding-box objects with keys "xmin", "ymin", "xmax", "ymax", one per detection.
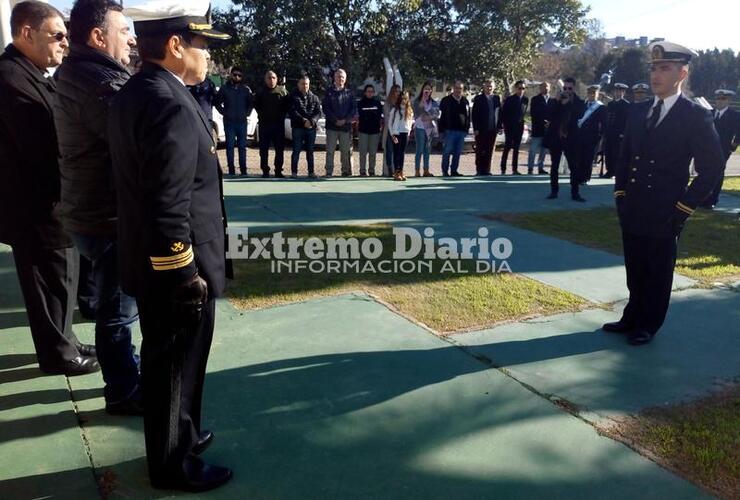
[
  {"xmin": 722, "ymin": 176, "xmax": 740, "ymax": 197},
  {"xmin": 489, "ymin": 208, "xmax": 740, "ymax": 284},
  {"xmin": 602, "ymin": 386, "xmax": 740, "ymax": 498},
  {"xmin": 226, "ymin": 225, "xmax": 588, "ymax": 333}
]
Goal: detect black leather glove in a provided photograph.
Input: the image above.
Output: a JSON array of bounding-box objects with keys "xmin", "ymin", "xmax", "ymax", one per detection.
[
  {"xmin": 669, "ymin": 207, "xmax": 690, "ymax": 237},
  {"xmin": 171, "ymin": 272, "xmax": 208, "ymax": 320}
]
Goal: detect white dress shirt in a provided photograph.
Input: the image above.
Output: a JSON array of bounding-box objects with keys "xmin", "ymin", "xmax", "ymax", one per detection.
[{"xmin": 647, "ymin": 91, "xmax": 681, "ymax": 127}]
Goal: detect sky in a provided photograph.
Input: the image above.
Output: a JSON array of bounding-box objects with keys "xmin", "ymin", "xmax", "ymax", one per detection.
[
  {"xmin": 584, "ymin": 0, "xmax": 739, "ymax": 52},
  {"xmin": 50, "ymin": 0, "xmax": 739, "ymax": 53}
]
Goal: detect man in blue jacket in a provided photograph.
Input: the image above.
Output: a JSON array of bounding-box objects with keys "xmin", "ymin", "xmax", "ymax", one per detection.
[
  {"xmin": 214, "ymin": 66, "xmax": 252, "ymax": 175},
  {"xmin": 323, "ymin": 68, "xmax": 357, "ymax": 176}
]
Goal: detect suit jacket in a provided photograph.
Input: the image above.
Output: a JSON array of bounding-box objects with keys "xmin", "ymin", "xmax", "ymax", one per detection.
[
  {"xmin": 471, "ymin": 93, "xmax": 500, "ymax": 132},
  {"xmin": 109, "ymin": 62, "xmax": 228, "ymax": 298},
  {"xmin": 558, "ymin": 96, "xmax": 587, "ymax": 151},
  {"xmin": 501, "ymin": 94, "xmax": 529, "ymax": 133},
  {"xmin": 606, "ymin": 99, "xmax": 630, "ymax": 143},
  {"xmin": 0, "ymin": 44, "xmax": 71, "ymax": 248},
  {"xmin": 529, "ymin": 94, "xmax": 551, "ymax": 137},
  {"xmin": 543, "ymin": 97, "xmax": 564, "ymax": 149},
  {"xmin": 714, "ymin": 108, "xmax": 740, "ymax": 159},
  {"xmin": 615, "ymin": 95, "xmax": 723, "ymax": 237}
]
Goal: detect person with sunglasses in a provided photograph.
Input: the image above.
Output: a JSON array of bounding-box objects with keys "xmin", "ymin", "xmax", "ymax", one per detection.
[
  {"xmin": 702, "ymin": 89, "xmax": 740, "ymax": 208},
  {"xmin": 1, "ymin": 1, "xmax": 100, "ymax": 376},
  {"xmin": 214, "ymin": 66, "xmax": 253, "ymax": 176}
]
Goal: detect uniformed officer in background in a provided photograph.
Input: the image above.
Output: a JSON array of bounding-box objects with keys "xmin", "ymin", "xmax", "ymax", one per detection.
[
  {"xmin": 108, "ymin": 0, "xmax": 232, "ymax": 491},
  {"xmin": 603, "ymin": 42, "xmax": 723, "ymax": 346},
  {"xmin": 575, "ymin": 84, "xmax": 607, "ymax": 191},
  {"xmin": 602, "ymin": 82, "xmax": 631, "ymax": 179},
  {"xmin": 631, "ymin": 83, "xmax": 650, "ymax": 103},
  {"xmin": 703, "ymin": 89, "xmax": 740, "ymax": 208}
]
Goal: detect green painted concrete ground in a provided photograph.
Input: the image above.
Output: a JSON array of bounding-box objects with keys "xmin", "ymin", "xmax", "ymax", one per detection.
[{"xmin": 1, "ymin": 175, "xmax": 737, "ymax": 499}]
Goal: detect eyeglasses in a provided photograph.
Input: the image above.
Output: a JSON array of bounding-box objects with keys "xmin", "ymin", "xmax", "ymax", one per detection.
[
  {"xmin": 232, "ymin": 73, "xmax": 242, "ymax": 78},
  {"xmin": 48, "ymin": 31, "xmax": 67, "ymax": 42}
]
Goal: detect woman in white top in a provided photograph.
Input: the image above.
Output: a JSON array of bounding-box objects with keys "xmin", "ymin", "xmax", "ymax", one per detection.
[
  {"xmin": 382, "ymin": 84, "xmax": 401, "ymax": 177},
  {"xmin": 389, "ymin": 90, "xmax": 414, "ymax": 181},
  {"xmin": 411, "ymin": 81, "xmax": 440, "ymax": 177}
]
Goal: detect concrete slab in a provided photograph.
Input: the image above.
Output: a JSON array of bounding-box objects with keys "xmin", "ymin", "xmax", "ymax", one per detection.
[
  {"xmin": 0, "ymin": 323, "xmax": 100, "ymax": 499},
  {"xmin": 68, "ymin": 295, "xmax": 706, "ymax": 499},
  {"xmin": 453, "ymin": 288, "xmax": 740, "ymax": 421}
]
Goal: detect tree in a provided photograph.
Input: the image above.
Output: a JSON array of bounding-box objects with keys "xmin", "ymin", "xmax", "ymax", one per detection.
[
  {"xmin": 594, "ymin": 47, "xmax": 649, "ymax": 90},
  {"xmin": 211, "ymin": 0, "xmax": 590, "ymax": 95},
  {"xmin": 689, "ymin": 48, "xmax": 739, "ymax": 98}
]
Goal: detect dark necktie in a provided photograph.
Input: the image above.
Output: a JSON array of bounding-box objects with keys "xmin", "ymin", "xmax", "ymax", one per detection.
[{"xmin": 647, "ymin": 99, "xmax": 663, "ymax": 131}]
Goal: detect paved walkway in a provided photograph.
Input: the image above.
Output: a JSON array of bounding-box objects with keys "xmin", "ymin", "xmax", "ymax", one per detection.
[{"xmin": 2, "ymin": 175, "xmax": 738, "ymax": 498}]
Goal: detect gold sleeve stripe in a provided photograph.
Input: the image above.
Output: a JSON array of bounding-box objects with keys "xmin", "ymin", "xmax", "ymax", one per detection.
[
  {"xmin": 188, "ymin": 23, "xmax": 212, "ymax": 30},
  {"xmin": 676, "ymin": 201, "xmax": 694, "ymax": 215},
  {"xmin": 614, "ymin": 190, "xmax": 626, "ymax": 197},
  {"xmin": 152, "ymin": 256, "xmax": 194, "ymax": 271},
  {"xmin": 150, "ymin": 247, "xmax": 193, "ymax": 267}
]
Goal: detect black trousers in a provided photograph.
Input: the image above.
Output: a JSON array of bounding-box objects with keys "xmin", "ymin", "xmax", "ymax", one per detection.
[
  {"xmin": 604, "ymin": 136, "xmax": 621, "ymax": 177},
  {"xmin": 620, "ymin": 232, "xmax": 677, "ymax": 334},
  {"xmin": 12, "ymin": 244, "xmax": 81, "ymax": 368},
  {"xmin": 704, "ymin": 154, "xmax": 730, "ymax": 207},
  {"xmin": 578, "ymin": 140, "xmax": 598, "ymax": 183},
  {"xmin": 259, "ymin": 121, "xmax": 285, "ymax": 174},
  {"xmin": 500, "ymin": 126, "xmax": 523, "ymax": 172},
  {"xmin": 137, "ymin": 296, "xmax": 215, "ymax": 482},
  {"xmin": 475, "ymin": 130, "xmax": 496, "ymax": 174},
  {"xmin": 392, "ymin": 133, "xmax": 408, "ymax": 173}
]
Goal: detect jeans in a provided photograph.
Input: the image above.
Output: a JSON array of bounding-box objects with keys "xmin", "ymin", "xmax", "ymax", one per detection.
[
  {"xmin": 358, "ymin": 133, "xmax": 380, "ymax": 175},
  {"xmin": 441, "ymin": 130, "xmax": 466, "ymax": 174},
  {"xmin": 291, "ymin": 127, "xmax": 317, "ymax": 175},
  {"xmin": 70, "ymin": 233, "xmax": 140, "ymax": 403},
  {"xmin": 527, "ymin": 136, "xmax": 547, "ymax": 171},
  {"xmin": 224, "ymin": 120, "xmax": 247, "ymax": 174},
  {"xmin": 259, "ymin": 121, "xmax": 285, "ymax": 174},
  {"xmin": 414, "ymin": 128, "xmax": 431, "ymax": 171},
  {"xmin": 392, "ymin": 133, "xmax": 408, "ymax": 173},
  {"xmin": 325, "ymin": 129, "xmax": 352, "ymax": 175}
]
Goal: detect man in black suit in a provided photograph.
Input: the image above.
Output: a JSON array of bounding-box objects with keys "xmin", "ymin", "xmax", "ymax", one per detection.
[
  {"xmin": 703, "ymin": 89, "xmax": 740, "ymax": 208},
  {"xmin": 472, "ymin": 80, "xmax": 500, "ymax": 176},
  {"xmin": 500, "ymin": 80, "xmax": 529, "ymax": 175},
  {"xmin": 108, "ymin": 0, "xmax": 232, "ymax": 491},
  {"xmin": 546, "ymin": 77, "xmax": 586, "ymax": 200},
  {"xmin": 573, "ymin": 84, "xmax": 607, "ymax": 199},
  {"xmin": 0, "ymin": 1, "xmax": 99, "ymax": 376},
  {"xmin": 604, "ymin": 41, "xmax": 723, "ymax": 346},
  {"xmin": 527, "ymin": 81, "xmax": 551, "ymax": 175},
  {"xmin": 602, "ymin": 82, "xmax": 631, "ymax": 179}
]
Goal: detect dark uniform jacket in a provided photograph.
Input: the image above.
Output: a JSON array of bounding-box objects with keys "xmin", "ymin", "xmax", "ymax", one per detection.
[
  {"xmin": 615, "ymin": 95, "xmax": 723, "ymax": 237},
  {"xmin": 606, "ymin": 98, "xmax": 630, "ymax": 143},
  {"xmin": 289, "ymin": 88, "xmax": 322, "ymax": 129},
  {"xmin": 109, "ymin": 62, "xmax": 228, "ymax": 298},
  {"xmin": 53, "ymin": 43, "xmax": 131, "ymax": 236},
  {"xmin": 500, "ymin": 94, "xmax": 529, "ymax": 133},
  {"xmin": 471, "ymin": 93, "xmax": 500, "ymax": 133},
  {"xmin": 0, "ymin": 44, "xmax": 71, "ymax": 248},
  {"xmin": 714, "ymin": 107, "xmax": 740, "ymax": 159},
  {"xmin": 438, "ymin": 94, "xmax": 470, "ymax": 133},
  {"xmin": 529, "ymin": 94, "xmax": 550, "ymax": 137},
  {"xmin": 577, "ymin": 102, "xmax": 607, "ymax": 148}
]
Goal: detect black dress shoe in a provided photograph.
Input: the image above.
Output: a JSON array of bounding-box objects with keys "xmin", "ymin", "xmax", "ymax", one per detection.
[
  {"xmin": 572, "ymin": 195, "xmax": 586, "ymax": 202},
  {"xmin": 76, "ymin": 343, "xmax": 97, "ymax": 357},
  {"xmin": 152, "ymin": 457, "xmax": 233, "ymax": 493},
  {"xmin": 546, "ymin": 192, "xmax": 558, "ymax": 199},
  {"xmin": 512, "ymin": 170, "xmax": 522, "ymax": 175},
  {"xmin": 274, "ymin": 172, "xmax": 285, "ymax": 178},
  {"xmin": 40, "ymin": 355, "xmax": 100, "ymax": 376},
  {"xmin": 602, "ymin": 320, "xmax": 633, "ymax": 333},
  {"xmin": 193, "ymin": 430, "xmax": 214, "ymax": 455},
  {"xmin": 442, "ymin": 172, "xmax": 450, "ymax": 177},
  {"xmin": 452, "ymin": 172, "xmax": 464, "ymax": 177},
  {"xmin": 261, "ymin": 172, "xmax": 270, "ymax": 178},
  {"xmin": 538, "ymin": 169, "xmax": 548, "ymax": 175},
  {"xmin": 106, "ymin": 391, "xmax": 144, "ymax": 416},
  {"xmin": 628, "ymin": 330, "xmax": 655, "ymax": 346}
]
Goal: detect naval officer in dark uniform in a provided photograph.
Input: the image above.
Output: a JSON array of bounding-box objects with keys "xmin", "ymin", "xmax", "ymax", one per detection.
[
  {"xmin": 602, "ymin": 83, "xmax": 630, "ymax": 179},
  {"xmin": 108, "ymin": 0, "xmax": 232, "ymax": 491},
  {"xmin": 703, "ymin": 89, "xmax": 740, "ymax": 208},
  {"xmin": 603, "ymin": 42, "xmax": 723, "ymax": 346}
]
